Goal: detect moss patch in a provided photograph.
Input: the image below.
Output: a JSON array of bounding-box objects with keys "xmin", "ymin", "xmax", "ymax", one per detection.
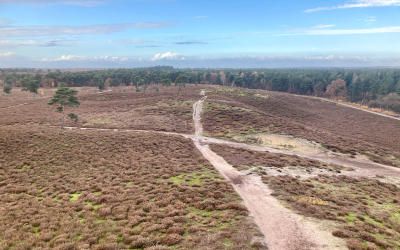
[
  {"xmin": 169, "ymin": 171, "xmax": 218, "ymax": 186},
  {"xmin": 69, "ymin": 192, "xmax": 82, "ymax": 202}
]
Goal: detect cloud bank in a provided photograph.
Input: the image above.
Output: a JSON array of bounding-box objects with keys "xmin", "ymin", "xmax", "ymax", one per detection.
[
  {"xmin": 306, "ymin": 0, "xmax": 400, "ymax": 13},
  {"xmin": 282, "ymin": 26, "xmax": 400, "ymax": 36},
  {"xmin": 2, "ymin": 52, "xmax": 400, "ymax": 68},
  {"xmin": 0, "ymin": 22, "xmax": 171, "ymax": 38}
]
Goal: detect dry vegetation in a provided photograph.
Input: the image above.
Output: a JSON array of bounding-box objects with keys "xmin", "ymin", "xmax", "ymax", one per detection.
[
  {"xmin": 264, "ymin": 176, "xmax": 400, "ymax": 250},
  {"xmin": 0, "ymin": 85, "xmax": 266, "ymax": 249},
  {"xmin": 0, "ymin": 89, "xmax": 54, "ymax": 109},
  {"xmin": 205, "ymin": 87, "xmax": 400, "ymax": 167},
  {"xmin": 0, "ymin": 125, "xmax": 263, "ymax": 249},
  {"xmin": 210, "ymin": 144, "xmax": 344, "ymax": 173},
  {"xmin": 2, "ymin": 84, "xmax": 399, "ymax": 249},
  {"xmin": 0, "ymin": 86, "xmax": 201, "ymax": 134},
  {"xmin": 212, "ymin": 144, "xmax": 400, "ymax": 250},
  {"xmin": 77, "ymin": 86, "xmax": 199, "ymax": 133}
]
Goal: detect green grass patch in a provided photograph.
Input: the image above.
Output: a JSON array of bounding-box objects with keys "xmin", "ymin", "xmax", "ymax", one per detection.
[
  {"xmin": 390, "ymin": 211, "xmax": 400, "ymax": 224},
  {"xmin": 124, "ymin": 181, "xmax": 134, "ymax": 187},
  {"xmin": 69, "ymin": 192, "xmax": 82, "ymax": 202},
  {"xmin": 363, "ymin": 215, "xmax": 384, "ymax": 228},
  {"xmin": 17, "ymin": 164, "xmax": 31, "ymax": 171},
  {"xmin": 344, "ymin": 212, "xmax": 357, "ymax": 224},
  {"xmin": 85, "ymin": 201, "xmax": 102, "ymax": 210},
  {"xmin": 188, "ymin": 207, "xmax": 214, "ymax": 218},
  {"xmin": 169, "ymin": 171, "xmax": 217, "ymax": 186},
  {"xmin": 223, "ymin": 238, "xmax": 233, "ymax": 248},
  {"xmin": 32, "ymin": 225, "xmax": 40, "ymax": 236}
]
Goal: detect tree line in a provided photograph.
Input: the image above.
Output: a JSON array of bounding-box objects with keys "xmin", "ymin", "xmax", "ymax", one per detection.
[{"xmin": 1, "ymin": 67, "xmax": 400, "ymax": 112}]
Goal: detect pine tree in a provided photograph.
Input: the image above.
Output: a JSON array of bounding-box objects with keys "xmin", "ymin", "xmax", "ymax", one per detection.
[{"xmin": 48, "ymin": 87, "xmax": 80, "ymax": 128}]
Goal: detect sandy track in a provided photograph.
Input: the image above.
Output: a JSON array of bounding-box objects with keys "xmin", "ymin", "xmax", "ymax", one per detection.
[
  {"xmin": 191, "ymin": 92, "xmax": 346, "ymax": 250},
  {"xmin": 198, "ymin": 136, "xmax": 400, "ymax": 183},
  {"xmin": 62, "ymin": 126, "xmax": 192, "ymax": 138},
  {"xmin": 291, "ymin": 94, "xmax": 400, "ymax": 121},
  {"xmin": 61, "ymin": 125, "xmax": 400, "ymax": 184}
]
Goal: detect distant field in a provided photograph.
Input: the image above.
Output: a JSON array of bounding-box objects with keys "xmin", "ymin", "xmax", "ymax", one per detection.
[{"xmin": 0, "ymin": 86, "xmax": 200, "ymax": 133}]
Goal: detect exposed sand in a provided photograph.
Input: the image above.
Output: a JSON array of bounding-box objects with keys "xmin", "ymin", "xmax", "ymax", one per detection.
[
  {"xmin": 198, "ymin": 136, "xmax": 400, "ymax": 185},
  {"xmin": 234, "ymin": 133, "xmax": 325, "ymax": 155},
  {"xmin": 191, "ymin": 92, "xmax": 346, "ymax": 250}
]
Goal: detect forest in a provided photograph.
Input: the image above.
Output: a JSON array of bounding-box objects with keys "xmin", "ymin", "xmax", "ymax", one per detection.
[{"xmin": 1, "ymin": 67, "xmax": 400, "ymax": 113}]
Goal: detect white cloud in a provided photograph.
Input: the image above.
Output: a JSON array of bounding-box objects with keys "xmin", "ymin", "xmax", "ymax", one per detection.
[
  {"xmin": 50, "ymin": 55, "xmax": 85, "ymax": 61},
  {"xmin": 0, "ymin": 39, "xmax": 71, "ymax": 47},
  {"xmin": 2, "ymin": 53, "xmax": 400, "ymax": 68},
  {"xmin": 0, "ymin": 0, "xmax": 106, "ymax": 7},
  {"xmin": 151, "ymin": 51, "xmax": 185, "ymax": 61},
  {"xmin": 312, "ymin": 24, "xmax": 336, "ymax": 29},
  {"xmin": 0, "ymin": 22, "xmax": 171, "ymax": 37},
  {"xmin": 0, "ymin": 51, "xmax": 15, "ymax": 57},
  {"xmin": 42, "ymin": 54, "xmax": 128, "ymax": 62},
  {"xmin": 306, "ymin": 0, "xmax": 400, "ymax": 13},
  {"xmin": 282, "ymin": 26, "xmax": 400, "ymax": 36}
]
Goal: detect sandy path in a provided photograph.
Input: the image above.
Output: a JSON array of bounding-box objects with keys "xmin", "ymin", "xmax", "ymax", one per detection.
[
  {"xmin": 191, "ymin": 92, "xmax": 346, "ymax": 250},
  {"xmin": 198, "ymin": 136, "xmax": 400, "ymax": 183},
  {"xmin": 61, "ymin": 125, "xmax": 400, "ymax": 184},
  {"xmin": 62, "ymin": 126, "xmax": 192, "ymax": 139},
  {"xmin": 0, "ymin": 102, "xmax": 31, "ymax": 110},
  {"xmin": 291, "ymin": 94, "xmax": 400, "ymax": 121}
]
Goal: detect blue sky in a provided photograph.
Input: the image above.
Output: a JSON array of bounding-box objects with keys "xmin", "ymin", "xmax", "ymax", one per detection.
[{"xmin": 1, "ymin": 0, "xmax": 400, "ymax": 68}]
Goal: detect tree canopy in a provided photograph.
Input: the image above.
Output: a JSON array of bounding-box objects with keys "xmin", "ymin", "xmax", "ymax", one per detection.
[{"xmin": 48, "ymin": 87, "xmax": 80, "ymax": 128}]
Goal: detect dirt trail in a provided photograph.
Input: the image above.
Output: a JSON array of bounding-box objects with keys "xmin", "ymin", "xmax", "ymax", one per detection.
[
  {"xmin": 191, "ymin": 92, "xmax": 346, "ymax": 250},
  {"xmin": 198, "ymin": 136, "xmax": 400, "ymax": 183},
  {"xmin": 62, "ymin": 126, "xmax": 400, "ymax": 184},
  {"xmin": 291, "ymin": 94, "xmax": 400, "ymax": 121},
  {"xmin": 0, "ymin": 102, "xmax": 31, "ymax": 110}
]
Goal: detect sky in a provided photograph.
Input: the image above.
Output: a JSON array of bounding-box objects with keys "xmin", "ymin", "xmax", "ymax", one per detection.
[{"xmin": 1, "ymin": 0, "xmax": 400, "ymax": 68}]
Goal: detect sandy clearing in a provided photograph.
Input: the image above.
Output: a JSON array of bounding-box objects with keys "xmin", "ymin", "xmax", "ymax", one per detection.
[{"xmin": 233, "ymin": 133, "xmax": 324, "ymax": 155}]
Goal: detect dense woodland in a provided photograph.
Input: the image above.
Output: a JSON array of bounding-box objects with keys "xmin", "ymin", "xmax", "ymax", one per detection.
[{"xmin": 1, "ymin": 67, "xmax": 400, "ymax": 113}]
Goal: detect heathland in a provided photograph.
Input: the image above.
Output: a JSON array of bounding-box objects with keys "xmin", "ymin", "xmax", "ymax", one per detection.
[{"xmin": 0, "ymin": 84, "xmax": 399, "ymax": 250}]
